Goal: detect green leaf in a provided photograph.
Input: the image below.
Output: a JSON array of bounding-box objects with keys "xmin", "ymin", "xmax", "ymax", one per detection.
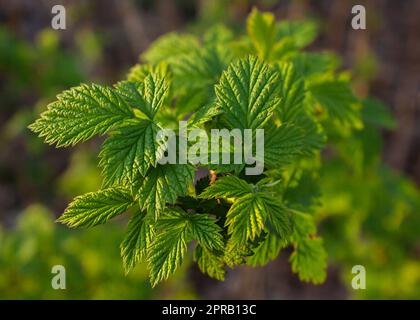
[
  {"xmin": 142, "ymin": 33, "xmax": 200, "ymax": 65},
  {"xmin": 194, "ymin": 245, "xmax": 225, "ymax": 281},
  {"xmin": 293, "ymin": 114, "xmax": 326, "ymax": 155},
  {"xmin": 226, "ymin": 193, "xmax": 266, "ymax": 243},
  {"xmin": 126, "ymin": 62, "xmax": 169, "ymax": 83},
  {"xmin": 171, "ymin": 46, "xmax": 231, "ymax": 92},
  {"xmin": 199, "ymin": 175, "xmax": 253, "ymax": 200},
  {"xmin": 291, "ymin": 52, "xmax": 339, "ymax": 80},
  {"xmin": 224, "ymin": 238, "xmax": 253, "ymax": 268},
  {"xmin": 188, "ymin": 103, "xmax": 221, "ymax": 127},
  {"xmin": 247, "ymin": 8, "xmax": 277, "ymax": 61},
  {"xmin": 215, "ymin": 55, "xmax": 280, "ymax": 130},
  {"xmin": 247, "ymin": 232, "xmax": 287, "ymax": 266},
  {"xmin": 29, "ymin": 84, "xmax": 134, "ymax": 147},
  {"xmin": 309, "ymin": 80, "xmax": 361, "ymax": 128},
  {"xmin": 57, "ymin": 188, "xmax": 134, "ymax": 228},
  {"xmin": 275, "ymin": 62, "xmax": 306, "ymax": 122},
  {"xmin": 264, "ymin": 123, "xmax": 304, "ymax": 168},
  {"xmin": 188, "ymin": 213, "xmax": 224, "ymax": 252},
  {"xmin": 283, "ymin": 173, "xmax": 321, "ymax": 211},
  {"xmin": 99, "ymin": 119, "xmax": 165, "ymax": 187},
  {"xmin": 203, "ymin": 24, "xmax": 234, "ymax": 46},
  {"xmin": 148, "ymin": 208, "xmax": 224, "ymax": 286},
  {"xmin": 246, "ymin": 9, "xmax": 318, "ymax": 61},
  {"xmin": 290, "ymin": 237, "xmax": 327, "ymax": 284},
  {"xmin": 361, "ymin": 97, "xmax": 395, "ymax": 129},
  {"xmin": 148, "ymin": 210, "xmax": 189, "ymax": 287},
  {"xmin": 115, "ymin": 71, "xmax": 169, "ymax": 120},
  {"xmin": 137, "ymin": 164, "xmax": 195, "ymax": 219},
  {"xmin": 258, "ymin": 194, "xmax": 293, "ymax": 239},
  {"xmin": 289, "ymin": 212, "xmax": 326, "ymax": 284},
  {"xmin": 277, "ymin": 20, "xmax": 318, "ymax": 49},
  {"xmin": 291, "ymin": 212, "xmax": 317, "ymax": 242},
  {"xmin": 120, "ymin": 209, "xmax": 154, "ymax": 273}
]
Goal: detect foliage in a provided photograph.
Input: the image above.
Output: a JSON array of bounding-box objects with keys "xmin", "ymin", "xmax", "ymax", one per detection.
[{"xmin": 29, "ymin": 8, "xmax": 417, "ymax": 290}]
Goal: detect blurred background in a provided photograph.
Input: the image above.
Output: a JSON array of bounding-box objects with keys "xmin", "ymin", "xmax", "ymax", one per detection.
[{"xmin": 0, "ymin": 0, "xmax": 419, "ymax": 299}]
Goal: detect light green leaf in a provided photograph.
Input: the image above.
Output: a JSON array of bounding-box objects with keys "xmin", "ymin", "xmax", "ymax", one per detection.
[
  {"xmin": 188, "ymin": 103, "xmax": 221, "ymax": 127},
  {"xmin": 277, "ymin": 20, "xmax": 318, "ymax": 49},
  {"xmin": 142, "ymin": 33, "xmax": 200, "ymax": 65},
  {"xmin": 247, "ymin": 8, "xmax": 277, "ymax": 61},
  {"xmin": 58, "ymin": 188, "xmax": 134, "ymax": 228},
  {"xmin": 258, "ymin": 194, "xmax": 293, "ymax": 239},
  {"xmin": 226, "ymin": 193, "xmax": 267, "ymax": 243},
  {"xmin": 275, "ymin": 62, "xmax": 306, "ymax": 122},
  {"xmin": 115, "ymin": 71, "xmax": 169, "ymax": 120},
  {"xmin": 224, "ymin": 238, "xmax": 253, "ymax": 268},
  {"xmin": 29, "ymin": 84, "xmax": 134, "ymax": 147},
  {"xmin": 120, "ymin": 210, "xmax": 154, "ymax": 273},
  {"xmin": 199, "ymin": 175, "xmax": 253, "ymax": 200},
  {"xmin": 294, "ymin": 114, "xmax": 326, "ymax": 156},
  {"xmin": 171, "ymin": 46, "xmax": 231, "ymax": 92},
  {"xmin": 309, "ymin": 80, "xmax": 361, "ymax": 128},
  {"xmin": 99, "ymin": 119, "xmax": 165, "ymax": 187},
  {"xmin": 137, "ymin": 164, "xmax": 195, "ymax": 219},
  {"xmin": 290, "ymin": 237, "xmax": 327, "ymax": 284},
  {"xmin": 247, "ymin": 232, "xmax": 287, "ymax": 266},
  {"xmin": 148, "ymin": 212, "xmax": 189, "ymax": 287},
  {"xmin": 289, "ymin": 212, "xmax": 326, "ymax": 284},
  {"xmin": 291, "ymin": 52, "xmax": 340, "ymax": 80},
  {"xmin": 215, "ymin": 56, "xmax": 280, "ymax": 130},
  {"xmin": 194, "ymin": 245, "xmax": 225, "ymax": 281},
  {"xmin": 264, "ymin": 123, "xmax": 305, "ymax": 168},
  {"xmin": 126, "ymin": 62, "xmax": 169, "ymax": 83},
  {"xmin": 189, "ymin": 213, "xmax": 224, "ymax": 252}
]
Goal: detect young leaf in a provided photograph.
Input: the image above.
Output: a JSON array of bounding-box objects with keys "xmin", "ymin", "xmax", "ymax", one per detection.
[
  {"xmin": 264, "ymin": 123, "xmax": 305, "ymax": 168},
  {"xmin": 188, "ymin": 213, "xmax": 224, "ymax": 252},
  {"xmin": 29, "ymin": 84, "xmax": 134, "ymax": 147},
  {"xmin": 309, "ymin": 80, "xmax": 361, "ymax": 128},
  {"xmin": 291, "ymin": 52, "xmax": 339, "ymax": 80},
  {"xmin": 247, "ymin": 8, "xmax": 277, "ymax": 61},
  {"xmin": 290, "ymin": 237, "xmax": 327, "ymax": 284},
  {"xmin": 120, "ymin": 210, "xmax": 154, "ymax": 273},
  {"xmin": 247, "ymin": 232, "xmax": 287, "ymax": 267},
  {"xmin": 216, "ymin": 55, "xmax": 280, "ymax": 130},
  {"xmin": 199, "ymin": 175, "xmax": 253, "ymax": 200},
  {"xmin": 277, "ymin": 20, "xmax": 318, "ymax": 49},
  {"xmin": 294, "ymin": 114, "xmax": 326, "ymax": 156},
  {"xmin": 275, "ymin": 62, "xmax": 306, "ymax": 122},
  {"xmin": 99, "ymin": 119, "xmax": 165, "ymax": 187},
  {"xmin": 171, "ymin": 46, "xmax": 231, "ymax": 92},
  {"xmin": 226, "ymin": 193, "xmax": 267, "ymax": 243},
  {"xmin": 224, "ymin": 238, "xmax": 253, "ymax": 268},
  {"xmin": 57, "ymin": 187, "xmax": 134, "ymax": 228},
  {"xmin": 137, "ymin": 164, "xmax": 195, "ymax": 219},
  {"xmin": 289, "ymin": 212, "xmax": 327, "ymax": 284},
  {"xmin": 127, "ymin": 62, "xmax": 169, "ymax": 83},
  {"xmin": 148, "ymin": 216, "xmax": 188, "ymax": 287},
  {"xmin": 194, "ymin": 245, "xmax": 225, "ymax": 281},
  {"xmin": 258, "ymin": 194, "xmax": 293, "ymax": 239},
  {"xmin": 188, "ymin": 103, "xmax": 221, "ymax": 127},
  {"xmin": 142, "ymin": 33, "xmax": 200, "ymax": 65},
  {"xmin": 115, "ymin": 71, "xmax": 169, "ymax": 120}
]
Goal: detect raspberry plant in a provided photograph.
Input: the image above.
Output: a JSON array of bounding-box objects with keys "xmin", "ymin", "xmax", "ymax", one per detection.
[{"xmin": 30, "ymin": 9, "xmax": 368, "ymax": 287}]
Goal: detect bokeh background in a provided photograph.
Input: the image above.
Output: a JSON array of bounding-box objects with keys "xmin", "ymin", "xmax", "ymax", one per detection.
[{"xmin": 0, "ymin": 0, "xmax": 419, "ymax": 299}]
